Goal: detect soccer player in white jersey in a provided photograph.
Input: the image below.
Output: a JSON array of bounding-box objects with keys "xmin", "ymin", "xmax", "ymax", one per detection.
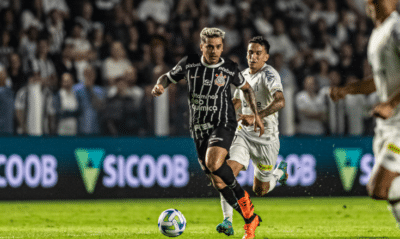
[
  {"xmin": 213, "ymin": 36, "xmax": 288, "ymax": 238},
  {"xmin": 330, "ymin": 0, "xmax": 400, "ymax": 229}
]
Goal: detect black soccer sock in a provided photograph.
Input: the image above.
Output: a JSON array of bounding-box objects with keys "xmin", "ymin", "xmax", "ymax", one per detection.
[{"xmin": 213, "ymin": 162, "xmax": 245, "ymax": 199}]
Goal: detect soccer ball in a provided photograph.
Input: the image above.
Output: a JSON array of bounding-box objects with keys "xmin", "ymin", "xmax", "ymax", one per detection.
[{"xmin": 158, "ymin": 209, "xmax": 186, "ymax": 237}]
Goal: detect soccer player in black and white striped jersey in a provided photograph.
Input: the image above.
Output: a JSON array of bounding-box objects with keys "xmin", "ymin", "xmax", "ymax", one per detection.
[{"xmin": 151, "ymin": 27, "xmax": 264, "ymax": 236}]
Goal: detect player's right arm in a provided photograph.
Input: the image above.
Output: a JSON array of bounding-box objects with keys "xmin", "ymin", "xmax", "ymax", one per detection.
[
  {"xmin": 232, "ymin": 89, "xmax": 241, "ymax": 110},
  {"xmin": 151, "ymin": 74, "xmax": 170, "ymax": 97},
  {"xmin": 151, "ymin": 56, "xmax": 188, "ymax": 97},
  {"xmin": 330, "ymin": 75, "xmax": 376, "ymax": 101}
]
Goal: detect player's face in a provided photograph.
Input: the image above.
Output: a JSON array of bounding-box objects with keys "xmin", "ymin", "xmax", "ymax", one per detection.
[
  {"xmin": 247, "ymin": 43, "xmax": 269, "ymax": 72},
  {"xmin": 200, "ymin": 37, "xmax": 224, "ymax": 65}
]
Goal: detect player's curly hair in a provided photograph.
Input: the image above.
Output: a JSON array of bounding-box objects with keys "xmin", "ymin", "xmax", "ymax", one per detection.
[
  {"xmin": 200, "ymin": 27, "xmax": 225, "ymax": 43},
  {"xmin": 249, "ymin": 36, "xmax": 270, "ymax": 54}
]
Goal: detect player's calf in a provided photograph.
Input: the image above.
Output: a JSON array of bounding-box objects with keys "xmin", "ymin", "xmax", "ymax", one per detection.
[{"xmin": 253, "ymin": 183, "xmax": 270, "ymax": 197}]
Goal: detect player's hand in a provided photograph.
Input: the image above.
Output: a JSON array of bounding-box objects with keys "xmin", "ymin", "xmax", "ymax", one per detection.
[
  {"xmin": 253, "ymin": 114, "xmax": 265, "ymax": 137},
  {"xmin": 329, "ymin": 86, "xmax": 347, "ymax": 102},
  {"xmin": 237, "ymin": 114, "xmax": 254, "ymax": 126},
  {"xmin": 151, "ymin": 84, "xmax": 164, "ymax": 97},
  {"xmin": 371, "ymin": 102, "xmax": 395, "ymax": 119}
]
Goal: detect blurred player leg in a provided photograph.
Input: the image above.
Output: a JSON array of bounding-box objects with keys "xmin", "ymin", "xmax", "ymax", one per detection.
[
  {"xmin": 389, "ymin": 176, "xmax": 400, "ymax": 227},
  {"xmin": 368, "ymin": 135, "xmax": 400, "ymax": 228},
  {"xmin": 216, "ymin": 193, "xmax": 235, "ymax": 236}
]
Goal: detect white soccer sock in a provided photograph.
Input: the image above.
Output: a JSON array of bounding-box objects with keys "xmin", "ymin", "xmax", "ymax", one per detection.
[
  {"xmin": 220, "ymin": 193, "xmax": 233, "ymax": 223},
  {"xmin": 388, "ymin": 177, "xmax": 400, "ymax": 227},
  {"xmin": 388, "ymin": 177, "xmax": 400, "ymax": 200},
  {"xmin": 268, "ymin": 176, "xmax": 277, "ymax": 193},
  {"xmin": 273, "ymin": 167, "xmax": 284, "ymax": 180}
]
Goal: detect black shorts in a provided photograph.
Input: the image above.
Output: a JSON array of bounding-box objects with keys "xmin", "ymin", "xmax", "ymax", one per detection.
[{"xmin": 194, "ymin": 126, "xmax": 235, "ymax": 174}]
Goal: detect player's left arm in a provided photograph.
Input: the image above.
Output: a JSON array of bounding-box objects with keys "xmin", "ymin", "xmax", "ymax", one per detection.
[
  {"xmin": 372, "ymin": 88, "xmax": 400, "ymax": 119},
  {"xmin": 258, "ymin": 91, "xmax": 285, "ymax": 118},
  {"xmin": 232, "ymin": 88, "xmax": 242, "ymax": 110},
  {"xmin": 238, "ymin": 91, "xmax": 285, "ymax": 125}
]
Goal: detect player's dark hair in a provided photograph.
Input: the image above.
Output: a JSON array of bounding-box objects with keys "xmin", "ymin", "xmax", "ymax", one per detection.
[{"xmin": 249, "ymin": 36, "xmax": 270, "ymax": 54}]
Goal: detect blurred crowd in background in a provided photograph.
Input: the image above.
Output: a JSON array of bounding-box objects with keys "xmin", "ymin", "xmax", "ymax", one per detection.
[{"xmin": 0, "ymin": 0, "xmax": 386, "ymax": 137}]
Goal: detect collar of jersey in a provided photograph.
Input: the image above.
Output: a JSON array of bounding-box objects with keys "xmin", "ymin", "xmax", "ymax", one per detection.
[
  {"xmin": 377, "ymin": 11, "xmax": 399, "ymax": 30},
  {"xmin": 201, "ymin": 56, "xmax": 225, "ymax": 68}
]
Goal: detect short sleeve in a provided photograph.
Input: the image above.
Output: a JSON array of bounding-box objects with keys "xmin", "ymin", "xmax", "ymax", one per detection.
[
  {"xmin": 232, "ymin": 69, "xmax": 246, "ymax": 88},
  {"xmin": 392, "ymin": 21, "xmax": 400, "ymax": 49},
  {"xmin": 166, "ymin": 56, "xmax": 188, "ymax": 84},
  {"xmin": 263, "ymin": 68, "xmax": 283, "ymax": 95},
  {"xmin": 233, "ymin": 88, "xmax": 240, "ymax": 100}
]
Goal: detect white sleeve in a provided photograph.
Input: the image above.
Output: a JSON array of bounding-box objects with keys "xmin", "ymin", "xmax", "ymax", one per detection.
[
  {"xmin": 233, "ymin": 88, "xmax": 240, "ymax": 100},
  {"xmin": 264, "ymin": 67, "xmax": 283, "ymax": 95}
]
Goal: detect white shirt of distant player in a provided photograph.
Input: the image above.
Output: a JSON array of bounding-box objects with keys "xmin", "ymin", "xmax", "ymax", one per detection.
[
  {"xmin": 234, "ymin": 64, "xmax": 283, "ymax": 144},
  {"xmin": 367, "ymin": 11, "xmax": 400, "ymax": 129}
]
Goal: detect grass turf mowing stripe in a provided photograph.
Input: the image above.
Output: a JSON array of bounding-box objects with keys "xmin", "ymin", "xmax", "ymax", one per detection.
[{"xmin": 0, "ymin": 197, "xmax": 399, "ymax": 238}]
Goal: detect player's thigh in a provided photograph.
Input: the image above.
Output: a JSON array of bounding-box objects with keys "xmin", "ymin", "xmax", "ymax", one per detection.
[
  {"xmin": 228, "ymin": 135, "xmax": 251, "ymax": 172},
  {"xmin": 252, "ymin": 140, "xmax": 280, "ymax": 183},
  {"xmin": 194, "ymin": 137, "xmax": 211, "ymax": 174},
  {"xmin": 368, "ymin": 132, "xmax": 400, "ymax": 197},
  {"xmin": 205, "ymin": 127, "xmax": 235, "ymax": 170}
]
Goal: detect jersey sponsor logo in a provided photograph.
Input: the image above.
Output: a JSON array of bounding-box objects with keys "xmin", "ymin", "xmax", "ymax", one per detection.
[
  {"xmin": 193, "ymin": 123, "xmax": 214, "ymax": 131},
  {"xmin": 186, "ymin": 63, "xmax": 201, "ymax": 69},
  {"xmin": 265, "ymin": 71, "xmax": 276, "ymax": 82},
  {"xmin": 257, "ymin": 163, "xmax": 273, "ymax": 171},
  {"xmin": 217, "ymin": 67, "xmax": 235, "ymax": 76},
  {"xmin": 203, "ymin": 79, "xmax": 212, "ymax": 86},
  {"xmin": 209, "ymin": 135, "xmax": 223, "ymax": 144},
  {"xmin": 171, "ymin": 65, "xmax": 182, "ymax": 75},
  {"xmin": 388, "ymin": 143, "xmax": 400, "ymax": 155},
  {"xmin": 215, "ymin": 72, "xmax": 226, "ymax": 86},
  {"xmin": 192, "ymin": 93, "xmax": 218, "ymax": 100},
  {"xmin": 191, "ymin": 104, "xmax": 218, "ymax": 112},
  {"xmin": 333, "ymin": 148, "xmax": 362, "ymax": 192}
]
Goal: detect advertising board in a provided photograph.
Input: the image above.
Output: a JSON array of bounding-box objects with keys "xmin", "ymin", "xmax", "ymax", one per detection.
[{"xmin": 0, "ymin": 137, "xmax": 374, "ymax": 199}]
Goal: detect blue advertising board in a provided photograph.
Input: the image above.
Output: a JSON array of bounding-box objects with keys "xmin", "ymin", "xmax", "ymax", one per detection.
[{"xmin": 0, "ymin": 136, "xmax": 375, "ymax": 199}]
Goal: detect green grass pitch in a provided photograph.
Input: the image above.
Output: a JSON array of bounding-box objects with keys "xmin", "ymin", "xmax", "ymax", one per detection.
[{"xmin": 1, "ymin": 197, "xmax": 400, "ymax": 239}]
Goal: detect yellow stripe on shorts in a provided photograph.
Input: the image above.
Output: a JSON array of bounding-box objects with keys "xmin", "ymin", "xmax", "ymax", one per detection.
[
  {"xmin": 257, "ymin": 163, "xmax": 273, "ymax": 171},
  {"xmin": 388, "ymin": 143, "xmax": 400, "ymax": 155}
]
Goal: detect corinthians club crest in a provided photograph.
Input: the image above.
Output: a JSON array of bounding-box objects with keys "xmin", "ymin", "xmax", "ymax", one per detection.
[{"xmin": 215, "ymin": 72, "xmax": 226, "ymax": 86}]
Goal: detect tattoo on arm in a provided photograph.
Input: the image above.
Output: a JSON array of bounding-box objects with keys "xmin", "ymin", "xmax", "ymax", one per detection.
[
  {"xmin": 156, "ymin": 74, "xmax": 172, "ymax": 89},
  {"xmin": 232, "ymin": 98, "xmax": 241, "ymax": 111},
  {"xmin": 259, "ymin": 91, "xmax": 285, "ymax": 118},
  {"xmin": 241, "ymin": 83, "xmax": 258, "ymax": 115}
]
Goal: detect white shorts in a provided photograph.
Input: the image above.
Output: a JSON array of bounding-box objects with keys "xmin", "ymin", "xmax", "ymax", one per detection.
[
  {"xmin": 372, "ymin": 128, "xmax": 400, "ymax": 175},
  {"xmin": 229, "ymin": 134, "xmax": 280, "ymax": 183}
]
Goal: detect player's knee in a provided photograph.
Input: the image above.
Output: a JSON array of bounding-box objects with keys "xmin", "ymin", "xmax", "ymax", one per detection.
[
  {"xmin": 253, "ymin": 185, "xmax": 269, "ymax": 197},
  {"xmin": 205, "ymin": 160, "xmax": 218, "ymax": 172}
]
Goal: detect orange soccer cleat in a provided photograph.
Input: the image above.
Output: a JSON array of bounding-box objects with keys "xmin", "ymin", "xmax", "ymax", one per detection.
[
  {"xmin": 238, "ymin": 191, "xmax": 254, "ymax": 219},
  {"xmin": 242, "ymin": 214, "xmax": 262, "ymax": 239}
]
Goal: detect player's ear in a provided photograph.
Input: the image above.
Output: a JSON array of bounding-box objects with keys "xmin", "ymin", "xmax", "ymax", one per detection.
[{"xmin": 264, "ymin": 53, "xmax": 270, "ymax": 62}]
